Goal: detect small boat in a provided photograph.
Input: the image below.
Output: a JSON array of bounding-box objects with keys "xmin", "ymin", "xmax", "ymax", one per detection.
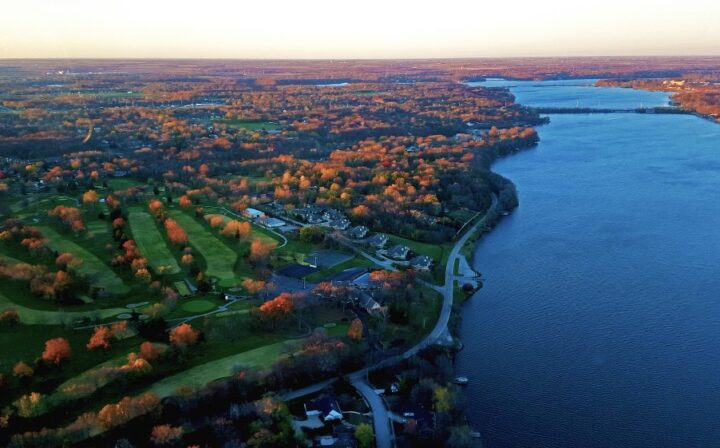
[
  {"xmin": 470, "ymin": 430, "xmax": 482, "ymax": 438},
  {"xmin": 453, "ymin": 376, "xmax": 469, "ymax": 385}
]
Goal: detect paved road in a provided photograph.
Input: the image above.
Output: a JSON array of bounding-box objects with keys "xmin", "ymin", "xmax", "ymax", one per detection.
[
  {"xmin": 280, "ymin": 194, "xmax": 499, "ymax": 448},
  {"xmin": 350, "ymin": 376, "xmax": 392, "ymax": 448}
]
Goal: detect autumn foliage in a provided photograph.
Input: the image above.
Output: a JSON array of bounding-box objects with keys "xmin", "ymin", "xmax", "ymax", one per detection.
[
  {"xmin": 258, "ymin": 292, "xmax": 293, "ymax": 322},
  {"xmin": 164, "ymin": 218, "xmax": 188, "ymax": 246},
  {"xmin": 169, "ymin": 323, "xmax": 200, "ymax": 349},
  {"xmin": 42, "ymin": 337, "xmax": 72, "ymax": 365}
]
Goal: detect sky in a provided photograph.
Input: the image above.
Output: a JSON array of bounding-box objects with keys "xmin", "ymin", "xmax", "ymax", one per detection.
[{"xmin": 1, "ymin": 0, "xmax": 719, "ymax": 59}]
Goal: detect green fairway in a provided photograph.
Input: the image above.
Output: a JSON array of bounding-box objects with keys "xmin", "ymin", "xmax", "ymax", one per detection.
[
  {"xmin": 180, "ymin": 298, "xmax": 217, "ymax": 313},
  {"xmin": 147, "ymin": 340, "xmax": 300, "ymax": 398},
  {"xmin": 168, "ymin": 210, "xmax": 240, "ymax": 287},
  {"xmin": 0, "ymin": 290, "xmax": 127, "ymax": 325},
  {"xmin": 38, "ymin": 226, "xmax": 131, "ymax": 294},
  {"xmin": 127, "ymin": 209, "xmax": 181, "ymax": 275}
]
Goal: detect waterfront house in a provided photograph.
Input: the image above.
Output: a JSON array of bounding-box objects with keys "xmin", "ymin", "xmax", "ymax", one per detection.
[
  {"xmin": 366, "ymin": 233, "xmax": 389, "ymax": 248},
  {"xmin": 409, "ymin": 255, "xmax": 433, "ymax": 271},
  {"xmin": 305, "ymin": 396, "xmax": 344, "ymax": 422},
  {"xmin": 329, "ymin": 218, "xmax": 351, "ymax": 230},
  {"xmin": 347, "ymin": 225, "xmax": 369, "ymax": 239},
  {"xmin": 387, "ymin": 244, "xmax": 410, "ymax": 260}
]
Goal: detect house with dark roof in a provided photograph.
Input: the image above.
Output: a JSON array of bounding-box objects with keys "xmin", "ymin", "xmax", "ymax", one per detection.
[
  {"xmin": 409, "ymin": 255, "xmax": 433, "ymax": 271},
  {"xmin": 305, "ymin": 395, "xmax": 344, "ymax": 422},
  {"xmin": 366, "ymin": 233, "xmax": 389, "ymax": 248},
  {"xmin": 387, "ymin": 244, "xmax": 410, "ymax": 260},
  {"xmin": 329, "ymin": 218, "xmax": 351, "ymax": 230},
  {"xmin": 347, "ymin": 225, "xmax": 369, "ymax": 239}
]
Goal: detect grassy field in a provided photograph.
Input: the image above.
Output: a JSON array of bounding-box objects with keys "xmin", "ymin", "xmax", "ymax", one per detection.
[
  {"xmin": 168, "ymin": 210, "xmax": 241, "ymax": 287},
  {"xmin": 147, "ymin": 339, "xmax": 301, "ymax": 398},
  {"xmin": 0, "ymin": 290, "xmax": 127, "ymax": 325},
  {"xmin": 305, "ymin": 256, "xmax": 374, "ymax": 282},
  {"xmin": 180, "ymin": 298, "xmax": 217, "ymax": 313},
  {"xmin": 127, "ymin": 209, "xmax": 181, "ymax": 275},
  {"xmin": 38, "ymin": 226, "xmax": 131, "ymax": 294}
]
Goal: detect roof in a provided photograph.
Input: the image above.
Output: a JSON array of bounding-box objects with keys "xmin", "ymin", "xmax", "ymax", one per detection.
[
  {"xmin": 410, "ymin": 255, "xmax": 433, "ymax": 268},
  {"xmin": 305, "ymin": 396, "xmax": 343, "ymax": 421},
  {"xmin": 387, "ymin": 244, "xmax": 410, "ymax": 259}
]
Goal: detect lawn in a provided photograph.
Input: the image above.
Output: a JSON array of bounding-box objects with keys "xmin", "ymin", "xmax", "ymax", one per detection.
[
  {"xmin": 0, "ymin": 290, "xmax": 128, "ymax": 325},
  {"xmin": 305, "ymin": 256, "xmax": 374, "ymax": 282},
  {"xmin": 127, "ymin": 209, "xmax": 181, "ymax": 275},
  {"xmin": 388, "ymin": 234, "xmax": 452, "ymax": 283},
  {"xmin": 146, "ymin": 339, "xmax": 301, "ymax": 398},
  {"xmin": 38, "ymin": 226, "xmax": 131, "ymax": 294},
  {"xmin": 168, "ymin": 210, "xmax": 241, "ymax": 287},
  {"xmin": 180, "ymin": 298, "xmax": 217, "ymax": 313}
]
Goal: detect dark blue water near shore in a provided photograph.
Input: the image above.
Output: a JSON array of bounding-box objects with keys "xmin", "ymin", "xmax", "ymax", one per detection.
[{"xmin": 457, "ymin": 80, "xmax": 720, "ymax": 448}]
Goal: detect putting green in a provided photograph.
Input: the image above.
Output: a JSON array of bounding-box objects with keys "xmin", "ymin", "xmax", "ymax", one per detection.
[
  {"xmin": 180, "ymin": 299, "xmax": 216, "ymax": 313},
  {"xmin": 127, "ymin": 209, "xmax": 181, "ymax": 275}
]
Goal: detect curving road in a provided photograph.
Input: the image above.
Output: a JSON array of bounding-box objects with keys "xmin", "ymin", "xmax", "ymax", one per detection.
[{"xmin": 285, "ymin": 194, "xmax": 499, "ymax": 448}]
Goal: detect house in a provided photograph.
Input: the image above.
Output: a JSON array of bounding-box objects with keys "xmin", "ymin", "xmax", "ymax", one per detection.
[
  {"xmin": 349, "ymin": 289, "xmax": 382, "ymax": 314},
  {"xmin": 329, "ymin": 218, "xmax": 350, "ymax": 231},
  {"xmin": 263, "ymin": 217, "xmax": 286, "ymax": 228},
  {"xmin": 307, "ymin": 213, "xmax": 325, "ymax": 224},
  {"xmin": 305, "ymin": 396, "xmax": 343, "ymax": 422},
  {"xmin": 243, "ymin": 208, "xmax": 264, "ymax": 220},
  {"xmin": 409, "ymin": 255, "xmax": 433, "ymax": 271},
  {"xmin": 322, "ymin": 208, "xmax": 345, "ymax": 221},
  {"xmin": 366, "ymin": 233, "xmax": 389, "ymax": 248},
  {"xmin": 387, "ymin": 244, "xmax": 410, "ymax": 260},
  {"xmin": 347, "ymin": 225, "xmax": 369, "ymax": 239}
]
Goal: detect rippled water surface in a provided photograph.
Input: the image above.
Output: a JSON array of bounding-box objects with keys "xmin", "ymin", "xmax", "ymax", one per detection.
[{"xmin": 457, "ymin": 80, "xmax": 720, "ymax": 448}]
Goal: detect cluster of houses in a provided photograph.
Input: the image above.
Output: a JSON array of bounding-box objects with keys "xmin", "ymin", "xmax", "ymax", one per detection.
[{"xmin": 286, "ymin": 204, "xmax": 435, "ymax": 272}]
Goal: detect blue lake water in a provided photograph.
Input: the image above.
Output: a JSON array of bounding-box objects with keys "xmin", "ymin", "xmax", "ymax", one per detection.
[{"xmin": 457, "ymin": 80, "xmax": 720, "ymax": 448}]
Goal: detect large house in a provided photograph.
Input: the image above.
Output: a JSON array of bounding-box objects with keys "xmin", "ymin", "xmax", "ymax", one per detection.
[
  {"xmin": 305, "ymin": 395, "xmax": 344, "ymax": 422},
  {"xmin": 347, "ymin": 225, "xmax": 369, "ymax": 239},
  {"xmin": 387, "ymin": 244, "xmax": 410, "ymax": 260},
  {"xmin": 409, "ymin": 255, "xmax": 433, "ymax": 271},
  {"xmin": 243, "ymin": 208, "xmax": 265, "ymax": 220},
  {"xmin": 329, "ymin": 218, "xmax": 350, "ymax": 230},
  {"xmin": 366, "ymin": 233, "xmax": 389, "ymax": 248}
]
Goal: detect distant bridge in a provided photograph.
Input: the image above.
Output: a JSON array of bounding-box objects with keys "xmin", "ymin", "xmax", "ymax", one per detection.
[{"xmin": 530, "ymin": 106, "xmax": 690, "ymax": 115}]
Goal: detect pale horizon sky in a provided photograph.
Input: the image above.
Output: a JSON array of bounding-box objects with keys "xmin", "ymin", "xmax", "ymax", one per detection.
[{"xmin": 1, "ymin": 0, "xmax": 719, "ymax": 59}]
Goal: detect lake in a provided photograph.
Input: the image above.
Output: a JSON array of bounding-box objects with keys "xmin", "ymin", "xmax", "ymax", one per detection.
[{"xmin": 457, "ymin": 80, "xmax": 720, "ymax": 448}]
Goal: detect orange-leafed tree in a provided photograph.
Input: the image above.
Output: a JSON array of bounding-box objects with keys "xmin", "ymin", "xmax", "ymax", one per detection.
[
  {"xmin": 258, "ymin": 292, "xmax": 293, "ymax": 323},
  {"xmin": 248, "ymin": 239, "xmax": 273, "ymax": 266},
  {"xmin": 178, "ymin": 195, "xmax": 192, "ymax": 208},
  {"xmin": 164, "ymin": 219, "xmax": 188, "ymax": 246},
  {"xmin": 42, "ymin": 337, "xmax": 71, "ymax": 365},
  {"xmin": 221, "ymin": 220, "xmax": 252, "ymax": 239},
  {"xmin": 86, "ymin": 326, "xmax": 113, "ymax": 350},
  {"xmin": 82, "ymin": 189, "xmax": 99, "ymax": 206},
  {"xmin": 13, "ymin": 361, "xmax": 34, "ymax": 378},
  {"xmin": 241, "ymin": 278, "xmax": 266, "ymax": 295},
  {"xmin": 151, "ymin": 424, "xmax": 184, "ymax": 446},
  {"xmin": 169, "ymin": 323, "xmax": 200, "ymax": 349},
  {"xmin": 347, "ymin": 318, "xmax": 363, "ymax": 340}
]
